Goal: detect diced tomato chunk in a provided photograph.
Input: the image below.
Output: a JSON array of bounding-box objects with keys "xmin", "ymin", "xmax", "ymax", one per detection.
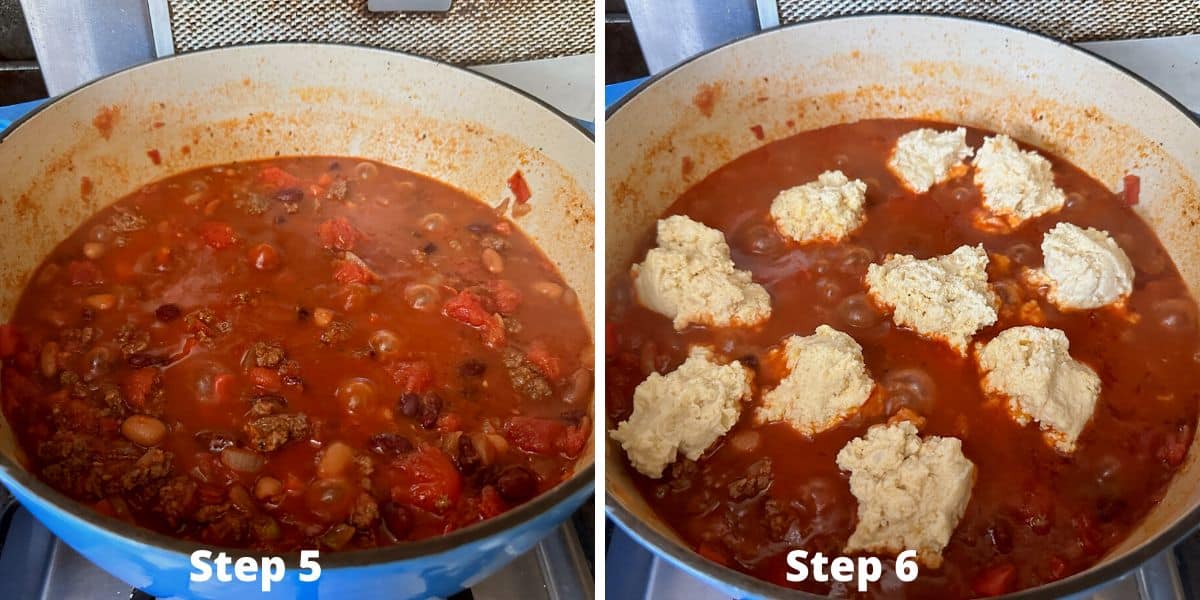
[
  {"xmin": 1157, "ymin": 423, "xmax": 1191, "ymax": 466},
  {"xmin": 504, "ymin": 416, "xmax": 563, "ymax": 455},
  {"xmin": 67, "ymin": 260, "xmax": 104, "ymax": 286},
  {"xmin": 696, "ymin": 542, "xmax": 729, "ymax": 566},
  {"xmin": 122, "ymin": 368, "xmax": 159, "ymax": 410},
  {"xmin": 258, "ymin": 166, "xmax": 301, "ymax": 189},
  {"xmin": 210, "ymin": 373, "xmax": 237, "ymax": 404},
  {"xmin": 442, "ymin": 290, "xmax": 505, "ymax": 348},
  {"xmin": 561, "ymin": 419, "xmax": 589, "ymax": 458},
  {"xmin": 388, "ymin": 360, "xmax": 434, "ymax": 393},
  {"xmin": 1047, "ymin": 556, "xmax": 1069, "ymax": 581},
  {"xmin": 318, "ymin": 217, "xmax": 360, "ymax": 251},
  {"xmin": 248, "ymin": 367, "xmax": 282, "ymax": 392},
  {"xmin": 507, "ymin": 170, "xmax": 532, "ymax": 204},
  {"xmin": 198, "ymin": 221, "xmax": 237, "ymax": 249},
  {"xmin": 486, "ymin": 279, "xmax": 522, "ymax": 314},
  {"xmin": 972, "ymin": 563, "xmax": 1017, "ymax": 597},
  {"xmin": 436, "ymin": 412, "xmax": 461, "ymax": 433},
  {"xmin": 332, "ymin": 259, "xmax": 373, "ymax": 285},
  {"xmin": 503, "ymin": 415, "xmax": 586, "ymax": 457},
  {"xmin": 479, "ymin": 485, "xmax": 507, "ymax": 519},
  {"xmin": 1123, "ymin": 173, "xmax": 1140, "ymax": 206},
  {"xmin": 392, "ymin": 446, "xmax": 462, "ymax": 513},
  {"xmin": 1074, "ymin": 514, "xmax": 1102, "ymax": 555},
  {"xmin": 525, "ymin": 341, "xmax": 561, "ymax": 381},
  {"xmin": 0, "ymin": 324, "xmax": 19, "ymax": 359}
]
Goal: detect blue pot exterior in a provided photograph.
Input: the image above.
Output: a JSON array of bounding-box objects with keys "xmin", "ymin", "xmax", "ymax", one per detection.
[{"xmin": 1, "ymin": 467, "xmax": 590, "ymax": 599}]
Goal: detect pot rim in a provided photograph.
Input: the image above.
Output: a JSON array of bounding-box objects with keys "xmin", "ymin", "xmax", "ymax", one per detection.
[
  {"xmin": 0, "ymin": 41, "xmax": 595, "ymax": 569},
  {"xmin": 604, "ymin": 12, "xmax": 1200, "ymax": 600}
]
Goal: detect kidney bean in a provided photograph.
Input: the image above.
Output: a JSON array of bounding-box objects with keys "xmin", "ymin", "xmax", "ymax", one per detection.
[
  {"xmin": 368, "ymin": 433, "xmax": 414, "ymax": 456},
  {"xmin": 495, "ymin": 465, "xmax": 537, "ymax": 503},
  {"xmin": 380, "ymin": 502, "xmax": 413, "ymax": 539},
  {"xmin": 398, "ymin": 393, "xmax": 420, "ymax": 418},
  {"xmin": 456, "ymin": 435, "xmax": 481, "ymax": 474},
  {"xmin": 419, "ymin": 393, "xmax": 443, "ymax": 429},
  {"xmin": 459, "ymin": 359, "xmax": 486, "ymax": 377},
  {"xmin": 155, "ymin": 303, "xmax": 182, "ymax": 322}
]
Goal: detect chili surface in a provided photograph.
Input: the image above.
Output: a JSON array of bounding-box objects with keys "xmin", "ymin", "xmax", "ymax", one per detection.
[
  {"xmin": 1, "ymin": 157, "xmax": 592, "ymax": 552},
  {"xmin": 607, "ymin": 119, "xmax": 1200, "ymax": 597}
]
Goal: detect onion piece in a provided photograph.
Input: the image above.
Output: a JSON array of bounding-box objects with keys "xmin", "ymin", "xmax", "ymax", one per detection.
[{"xmin": 220, "ymin": 447, "xmax": 265, "ymax": 473}]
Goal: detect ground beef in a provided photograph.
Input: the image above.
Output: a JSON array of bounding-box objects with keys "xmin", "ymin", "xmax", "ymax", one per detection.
[
  {"xmin": 350, "ymin": 493, "xmax": 380, "ymax": 529},
  {"xmin": 153, "ymin": 475, "xmax": 197, "ymax": 526},
  {"xmin": 194, "ymin": 502, "xmax": 249, "ymax": 546},
  {"xmin": 251, "ymin": 341, "xmax": 285, "ymax": 368},
  {"xmin": 244, "ymin": 413, "xmax": 310, "ymax": 452},
  {"xmin": 59, "ymin": 370, "xmax": 89, "ymax": 398},
  {"xmin": 353, "ymin": 453, "xmax": 375, "ymax": 478},
  {"xmin": 666, "ymin": 459, "xmax": 698, "ymax": 494},
  {"xmin": 234, "ymin": 192, "xmax": 270, "ymax": 216},
  {"xmin": 320, "ymin": 321, "xmax": 352, "ymax": 345},
  {"xmin": 324, "ymin": 177, "xmax": 350, "ymax": 203},
  {"xmin": 38, "ymin": 432, "xmax": 94, "ymax": 497},
  {"xmin": 185, "ymin": 308, "xmax": 231, "ymax": 341},
  {"xmin": 120, "ymin": 448, "xmax": 173, "ymax": 491},
  {"xmin": 115, "ymin": 324, "xmax": 149, "ymax": 355},
  {"xmin": 728, "ymin": 458, "xmax": 773, "ymax": 501},
  {"xmin": 502, "ymin": 349, "xmax": 551, "ymax": 400},
  {"xmin": 59, "ymin": 326, "xmax": 96, "ymax": 352},
  {"xmin": 96, "ymin": 383, "xmax": 126, "ymax": 417},
  {"xmin": 480, "ymin": 234, "xmax": 508, "ymax": 252},
  {"xmin": 504, "ymin": 317, "xmax": 523, "ymax": 334},
  {"xmin": 764, "ymin": 497, "xmax": 798, "ymax": 542},
  {"xmin": 248, "ymin": 395, "xmax": 286, "ymax": 417},
  {"xmin": 274, "ymin": 188, "xmax": 303, "ymax": 213},
  {"xmin": 109, "ymin": 207, "xmax": 147, "ymax": 232}
]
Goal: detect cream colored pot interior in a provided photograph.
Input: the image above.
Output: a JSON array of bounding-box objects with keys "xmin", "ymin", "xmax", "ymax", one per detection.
[
  {"xmin": 0, "ymin": 44, "xmax": 595, "ymax": 469},
  {"xmin": 607, "ymin": 15, "xmax": 1200, "ymax": 579}
]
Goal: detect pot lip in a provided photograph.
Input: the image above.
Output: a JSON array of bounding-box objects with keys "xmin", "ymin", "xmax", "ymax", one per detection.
[
  {"xmin": 1, "ymin": 41, "xmax": 594, "ymax": 143},
  {"xmin": 604, "ymin": 12, "xmax": 1200, "ymax": 136},
  {"xmin": 0, "ymin": 41, "xmax": 596, "ymax": 568},
  {"xmin": 603, "ymin": 12, "xmax": 1200, "ymax": 600}
]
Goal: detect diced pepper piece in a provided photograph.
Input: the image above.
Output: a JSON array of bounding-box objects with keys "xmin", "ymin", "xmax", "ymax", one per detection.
[
  {"xmin": 333, "ymin": 259, "xmax": 374, "ymax": 285},
  {"xmin": 388, "ymin": 360, "xmax": 434, "ymax": 394},
  {"xmin": 507, "ymin": 170, "xmax": 532, "ymax": 204},
  {"xmin": 972, "ymin": 563, "xmax": 1017, "ymax": 597},
  {"xmin": 502, "ymin": 415, "xmax": 586, "ymax": 458},
  {"xmin": 1123, "ymin": 174, "xmax": 1140, "ymax": 206},
  {"xmin": 479, "ymin": 485, "xmax": 506, "ymax": 519},
  {"xmin": 259, "ymin": 166, "xmax": 301, "ymax": 189},
  {"xmin": 248, "ymin": 367, "xmax": 282, "ymax": 392},
  {"xmin": 67, "ymin": 260, "xmax": 104, "ymax": 286},
  {"xmin": 318, "ymin": 217, "xmax": 360, "ymax": 251},
  {"xmin": 198, "ymin": 221, "xmax": 237, "ymax": 249},
  {"xmin": 485, "ymin": 279, "xmax": 522, "ymax": 315},
  {"xmin": 0, "ymin": 324, "xmax": 19, "ymax": 359}
]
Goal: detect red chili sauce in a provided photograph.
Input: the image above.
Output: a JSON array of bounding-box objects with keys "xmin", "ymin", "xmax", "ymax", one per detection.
[
  {"xmin": 1, "ymin": 157, "xmax": 593, "ymax": 552},
  {"xmin": 606, "ymin": 119, "xmax": 1200, "ymax": 597}
]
